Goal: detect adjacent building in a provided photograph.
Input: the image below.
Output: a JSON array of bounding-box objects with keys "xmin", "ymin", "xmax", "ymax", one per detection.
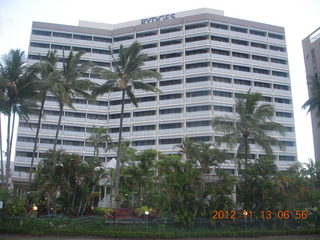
[
  {"xmin": 302, "ymin": 27, "xmax": 320, "ymax": 162},
  {"xmin": 13, "ymin": 8, "xmax": 297, "ymax": 191}
]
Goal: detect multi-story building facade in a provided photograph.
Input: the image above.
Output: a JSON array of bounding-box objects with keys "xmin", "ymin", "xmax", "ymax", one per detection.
[
  {"xmin": 302, "ymin": 27, "xmax": 320, "ymax": 162},
  {"xmin": 13, "ymin": 8, "xmax": 297, "ymax": 190}
]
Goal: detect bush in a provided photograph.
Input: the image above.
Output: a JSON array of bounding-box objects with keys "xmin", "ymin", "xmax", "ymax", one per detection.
[{"xmin": 92, "ymin": 207, "xmax": 113, "ymax": 217}]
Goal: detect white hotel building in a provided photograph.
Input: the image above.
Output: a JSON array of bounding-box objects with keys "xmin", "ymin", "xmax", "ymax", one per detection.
[{"xmin": 13, "ymin": 8, "xmax": 297, "ymax": 188}]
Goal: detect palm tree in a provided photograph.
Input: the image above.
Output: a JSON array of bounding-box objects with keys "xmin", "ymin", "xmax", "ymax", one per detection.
[
  {"xmin": 213, "ymin": 91, "xmax": 285, "ymax": 167},
  {"xmin": 53, "ymin": 50, "xmax": 94, "ymax": 150},
  {"xmin": 86, "ymin": 126, "xmax": 111, "ymax": 158},
  {"xmin": 302, "ymin": 75, "xmax": 320, "ymax": 125},
  {"xmin": 0, "ymin": 49, "xmax": 38, "ymax": 188},
  {"xmin": 92, "ymin": 42, "xmax": 161, "ymax": 207},
  {"xmin": 28, "ymin": 50, "xmax": 60, "ymax": 185}
]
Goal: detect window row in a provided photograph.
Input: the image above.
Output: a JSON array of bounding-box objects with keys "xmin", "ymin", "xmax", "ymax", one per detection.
[{"xmin": 32, "ymin": 23, "xmax": 284, "ymax": 43}]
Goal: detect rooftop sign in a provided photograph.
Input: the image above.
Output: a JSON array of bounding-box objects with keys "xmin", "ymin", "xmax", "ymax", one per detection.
[{"xmin": 141, "ymin": 13, "xmax": 176, "ymax": 24}]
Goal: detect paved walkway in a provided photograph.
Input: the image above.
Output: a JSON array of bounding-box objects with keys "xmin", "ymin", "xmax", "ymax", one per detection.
[{"xmin": 0, "ymin": 234, "xmax": 320, "ymax": 240}]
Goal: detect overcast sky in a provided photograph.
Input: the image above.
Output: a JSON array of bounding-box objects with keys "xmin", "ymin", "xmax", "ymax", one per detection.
[{"xmin": 1, "ymin": 0, "xmax": 319, "ymax": 163}]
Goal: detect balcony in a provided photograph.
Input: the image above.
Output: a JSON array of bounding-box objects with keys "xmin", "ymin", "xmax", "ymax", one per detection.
[
  {"xmin": 159, "ymin": 113, "xmax": 183, "ymax": 120},
  {"xmin": 159, "ymin": 31, "xmax": 183, "ymax": 39},
  {"xmin": 185, "ymin": 27, "xmax": 210, "ymax": 35},
  {"xmin": 186, "ymin": 53, "xmax": 210, "ymax": 61},
  {"xmin": 186, "ymin": 67, "xmax": 211, "ymax": 75},
  {"xmin": 134, "ymin": 145, "xmax": 156, "ymax": 151},
  {"xmin": 185, "ymin": 40, "xmax": 210, "ymax": 48},
  {"xmin": 186, "ymin": 126, "xmax": 211, "ymax": 132},
  {"xmin": 159, "ymin": 56, "xmax": 183, "ymax": 65},
  {"xmin": 132, "ymin": 130, "xmax": 156, "ymax": 137},
  {"xmin": 158, "ymin": 144, "xmax": 178, "ymax": 151},
  {"xmin": 159, "ymin": 84, "xmax": 183, "ymax": 91},
  {"xmin": 159, "ymin": 98, "xmax": 183, "ymax": 105},
  {"xmin": 186, "ymin": 81, "xmax": 211, "ymax": 89},
  {"xmin": 186, "ymin": 96, "xmax": 211, "ymax": 103},
  {"xmin": 159, "ymin": 44, "xmax": 183, "ymax": 52},
  {"xmin": 133, "ymin": 115, "xmax": 157, "ymax": 122},
  {"xmin": 160, "ymin": 70, "xmax": 183, "ymax": 77},
  {"xmin": 159, "ymin": 128, "xmax": 183, "ymax": 135},
  {"xmin": 186, "ymin": 111, "xmax": 212, "ymax": 118}
]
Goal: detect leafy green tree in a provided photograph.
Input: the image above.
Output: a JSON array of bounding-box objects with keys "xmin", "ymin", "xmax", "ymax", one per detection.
[
  {"xmin": 53, "ymin": 50, "xmax": 94, "ymax": 150},
  {"xmin": 302, "ymin": 75, "xmax": 320, "ymax": 125},
  {"xmin": 0, "ymin": 49, "xmax": 38, "ymax": 188},
  {"xmin": 213, "ymin": 91, "xmax": 285, "ymax": 167},
  {"xmin": 28, "ymin": 50, "xmax": 60, "ymax": 185},
  {"xmin": 92, "ymin": 42, "xmax": 161, "ymax": 207},
  {"xmin": 86, "ymin": 126, "xmax": 111, "ymax": 158}
]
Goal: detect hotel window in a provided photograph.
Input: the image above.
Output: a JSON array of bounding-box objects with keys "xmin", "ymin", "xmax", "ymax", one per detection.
[
  {"xmin": 92, "ymin": 49, "xmax": 110, "ymax": 55},
  {"xmin": 73, "ymin": 46, "xmax": 91, "ymax": 53},
  {"xmin": 189, "ymin": 136, "xmax": 212, "ymax": 142},
  {"xmin": 160, "ymin": 26, "xmax": 182, "ymax": 34},
  {"xmin": 109, "ymin": 113, "xmax": 130, "ymax": 119},
  {"xmin": 213, "ymin": 90, "xmax": 232, "ymax": 97},
  {"xmin": 251, "ymin": 42, "xmax": 267, "ymax": 49},
  {"xmin": 92, "ymin": 61, "xmax": 110, "ymax": 67},
  {"xmin": 232, "ymin": 51, "xmax": 249, "ymax": 59},
  {"xmin": 93, "ymin": 36, "xmax": 112, "ymax": 43},
  {"xmin": 249, "ymin": 29, "xmax": 266, "ymax": 37},
  {"xmin": 262, "ymin": 96, "xmax": 272, "ymax": 102},
  {"xmin": 141, "ymin": 43, "xmax": 158, "ymax": 49},
  {"xmin": 133, "ymin": 140, "xmax": 155, "ymax": 146},
  {"xmin": 185, "ymin": 22, "xmax": 208, "ymax": 30},
  {"xmin": 160, "ymin": 65, "xmax": 182, "ymax": 72},
  {"xmin": 109, "ymin": 127, "xmax": 130, "ymax": 133},
  {"xmin": 276, "ymin": 112, "xmax": 292, "ymax": 118},
  {"xmin": 136, "ymin": 30, "xmax": 157, "ymax": 38},
  {"xmin": 30, "ymin": 42, "xmax": 50, "ymax": 48},
  {"xmin": 279, "ymin": 155, "xmax": 295, "ymax": 161},
  {"xmin": 110, "ymin": 99, "xmax": 130, "ymax": 105},
  {"xmin": 234, "ymin": 79, "xmax": 251, "ymax": 86},
  {"xmin": 32, "ymin": 29, "xmax": 51, "ymax": 36},
  {"xmin": 231, "ymin": 39, "xmax": 249, "ymax": 46},
  {"xmin": 18, "ymin": 136, "xmax": 35, "ymax": 142},
  {"xmin": 64, "ymin": 126, "xmax": 85, "ymax": 132},
  {"xmin": 16, "ymin": 151, "xmax": 33, "ymax": 157},
  {"xmin": 160, "ymin": 93, "xmax": 182, "ymax": 100},
  {"xmin": 186, "ymin": 48, "xmax": 209, "ymax": 55},
  {"xmin": 160, "ymin": 52, "xmax": 182, "ymax": 59},
  {"xmin": 186, "ymin": 62, "xmax": 210, "ymax": 69},
  {"xmin": 254, "ymin": 81, "xmax": 271, "ymax": 88},
  {"xmin": 41, "ymin": 138, "xmax": 61, "ymax": 144},
  {"xmin": 212, "ymin": 48, "xmax": 230, "ymax": 56},
  {"xmin": 96, "ymin": 100, "xmax": 108, "ymax": 106},
  {"xmin": 160, "ymin": 79, "xmax": 182, "ymax": 86},
  {"xmin": 252, "ymin": 54, "xmax": 268, "ymax": 62},
  {"xmin": 159, "ymin": 123, "xmax": 182, "ymax": 129},
  {"xmin": 272, "ymin": 71, "xmax": 288, "ymax": 77},
  {"xmin": 87, "ymin": 113, "xmax": 107, "ymax": 120},
  {"xmin": 230, "ymin": 26, "xmax": 248, "ymax": 33},
  {"xmin": 133, "ymin": 110, "xmax": 156, "ymax": 117},
  {"xmin": 186, "ymin": 105, "xmax": 211, "ymax": 112},
  {"xmin": 53, "ymin": 32, "xmax": 72, "ymax": 38},
  {"xmin": 253, "ymin": 68, "xmax": 269, "ymax": 75},
  {"xmin": 233, "ymin": 65, "xmax": 250, "ymax": 72},
  {"xmin": 212, "ymin": 62, "xmax": 231, "ymax": 69},
  {"xmin": 73, "ymin": 34, "xmax": 92, "ymax": 41},
  {"xmin": 28, "ymin": 55, "xmax": 41, "ymax": 60},
  {"xmin": 186, "ymin": 76, "xmax": 210, "ymax": 83},
  {"xmin": 185, "ymin": 35, "xmax": 209, "ymax": 42},
  {"xmin": 136, "ymin": 96, "xmax": 156, "ymax": 102},
  {"xmin": 114, "ymin": 35, "xmax": 134, "ymax": 42},
  {"xmin": 65, "ymin": 112, "xmax": 86, "ymax": 118},
  {"xmin": 73, "ymin": 98, "xmax": 87, "ymax": 104},
  {"xmin": 211, "ymin": 35, "xmax": 229, "ymax": 43},
  {"xmin": 51, "ymin": 44, "xmax": 71, "ymax": 50},
  {"xmin": 212, "ymin": 76, "xmax": 231, "ymax": 83},
  {"xmin": 268, "ymin": 33, "xmax": 284, "ymax": 40},
  {"xmin": 269, "ymin": 45, "xmax": 286, "ymax": 52},
  {"xmin": 187, "ymin": 120, "xmax": 210, "ymax": 127},
  {"xmin": 285, "ymin": 126, "xmax": 294, "ymax": 132},
  {"xmin": 19, "ymin": 122, "xmax": 38, "ymax": 128},
  {"xmin": 159, "ymin": 108, "xmax": 182, "ymax": 114},
  {"xmin": 210, "ymin": 22, "xmax": 228, "ymax": 30},
  {"xmin": 42, "ymin": 124, "xmax": 61, "ymax": 130},
  {"xmin": 159, "ymin": 138, "xmax": 182, "ymax": 144},
  {"xmin": 160, "ymin": 39, "xmax": 182, "ymax": 46},
  {"xmin": 273, "ymin": 84, "xmax": 289, "ymax": 90},
  {"xmin": 274, "ymin": 98, "xmax": 291, "ymax": 104},
  {"xmin": 64, "ymin": 140, "xmax": 84, "ymax": 146},
  {"xmin": 271, "ymin": 58, "xmax": 287, "ymax": 64},
  {"xmin": 133, "ymin": 125, "xmax": 156, "ymax": 131},
  {"xmin": 214, "ymin": 105, "xmax": 233, "ymax": 112},
  {"xmin": 186, "ymin": 90, "xmax": 210, "ymax": 97}
]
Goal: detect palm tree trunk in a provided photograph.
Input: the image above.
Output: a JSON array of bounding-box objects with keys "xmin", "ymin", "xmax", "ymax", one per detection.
[
  {"xmin": 244, "ymin": 137, "xmax": 249, "ymax": 167},
  {"xmin": 0, "ymin": 115, "xmax": 4, "ymax": 186},
  {"xmin": 115, "ymin": 90, "xmax": 125, "ymax": 208},
  {"xmin": 5, "ymin": 112, "xmax": 12, "ymax": 189},
  {"xmin": 53, "ymin": 102, "xmax": 63, "ymax": 151},
  {"xmin": 28, "ymin": 95, "xmax": 46, "ymax": 186}
]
